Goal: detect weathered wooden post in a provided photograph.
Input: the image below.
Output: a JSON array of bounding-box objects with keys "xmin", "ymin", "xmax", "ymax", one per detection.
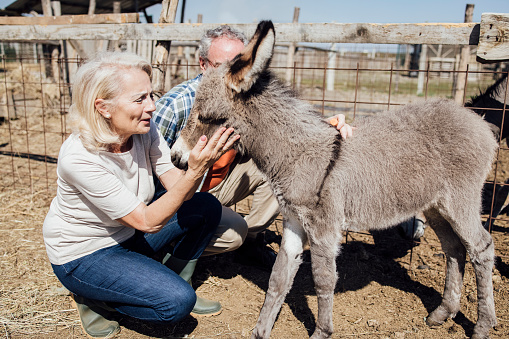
[
  {"xmin": 285, "ymin": 7, "xmax": 300, "ymax": 85},
  {"xmin": 152, "ymin": 0, "xmax": 179, "ymax": 97},
  {"xmin": 452, "ymin": 4, "xmax": 474, "ymax": 103},
  {"xmin": 107, "ymin": 1, "xmax": 122, "ymax": 52},
  {"xmin": 477, "ymin": 13, "xmax": 509, "ymax": 62},
  {"xmin": 416, "ymin": 44, "xmax": 428, "ymax": 96},
  {"xmin": 326, "ymin": 43, "xmax": 337, "ymax": 92},
  {"xmin": 88, "ymin": 0, "xmax": 96, "ymax": 15},
  {"xmin": 41, "ymin": 0, "xmax": 52, "ymax": 16},
  {"xmin": 41, "ymin": 0, "xmax": 58, "ymax": 81}
]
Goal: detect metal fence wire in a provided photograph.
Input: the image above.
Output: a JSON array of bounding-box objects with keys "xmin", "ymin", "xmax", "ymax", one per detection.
[{"xmin": 0, "ymin": 49, "xmax": 508, "ymax": 264}]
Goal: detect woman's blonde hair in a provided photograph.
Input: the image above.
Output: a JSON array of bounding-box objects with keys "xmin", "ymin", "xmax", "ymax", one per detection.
[{"xmin": 69, "ymin": 52, "xmax": 152, "ymax": 152}]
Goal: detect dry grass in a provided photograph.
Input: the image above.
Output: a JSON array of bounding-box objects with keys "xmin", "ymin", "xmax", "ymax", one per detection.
[{"xmin": 0, "ymin": 188, "xmax": 80, "ymax": 336}]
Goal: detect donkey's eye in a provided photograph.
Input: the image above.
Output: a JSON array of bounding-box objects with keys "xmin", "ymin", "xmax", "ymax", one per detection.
[{"xmin": 198, "ymin": 116, "xmax": 227, "ymax": 125}]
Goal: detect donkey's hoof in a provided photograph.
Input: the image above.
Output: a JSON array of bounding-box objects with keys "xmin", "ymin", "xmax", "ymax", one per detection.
[
  {"xmin": 471, "ymin": 320, "xmax": 496, "ymax": 339},
  {"xmin": 310, "ymin": 328, "xmax": 332, "ymax": 339},
  {"xmin": 471, "ymin": 334, "xmax": 490, "ymax": 339},
  {"xmin": 426, "ymin": 305, "xmax": 455, "ymax": 328},
  {"xmin": 425, "ymin": 316, "xmax": 443, "ymax": 328}
]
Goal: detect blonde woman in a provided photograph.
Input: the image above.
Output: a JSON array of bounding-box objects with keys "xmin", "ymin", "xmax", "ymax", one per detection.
[{"xmin": 43, "ymin": 52, "xmax": 238, "ymax": 338}]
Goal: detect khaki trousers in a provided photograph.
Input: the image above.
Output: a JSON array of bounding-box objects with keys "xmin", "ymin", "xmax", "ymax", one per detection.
[{"xmin": 202, "ymin": 156, "xmax": 280, "ymax": 256}]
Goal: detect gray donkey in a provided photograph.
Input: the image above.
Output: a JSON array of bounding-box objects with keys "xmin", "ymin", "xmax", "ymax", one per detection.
[{"xmin": 171, "ymin": 21, "xmax": 498, "ymax": 339}]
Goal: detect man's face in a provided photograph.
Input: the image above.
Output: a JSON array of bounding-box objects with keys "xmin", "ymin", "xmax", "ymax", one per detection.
[{"xmin": 200, "ymin": 36, "xmax": 245, "ymax": 71}]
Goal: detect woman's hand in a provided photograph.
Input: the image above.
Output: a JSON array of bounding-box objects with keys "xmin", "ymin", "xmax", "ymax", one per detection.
[
  {"xmin": 328, "ymin": 114, "xmax": 355, "ymax": 139},
  {"xmin": 118, "ymin": 128, "xmax": 239, "ymax": 234},
  {"xmin": 186, "ymin": 127, "xmax": 240, "ymax": 181}
]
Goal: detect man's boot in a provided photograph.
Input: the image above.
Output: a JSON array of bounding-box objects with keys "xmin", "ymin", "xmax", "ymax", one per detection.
[
  {"xmin": 163, "ymin": 254, "xmax": 222, "ymax": 317},
  {"xmin": 70, "ymin": 294, "xmax": 120, "ymax": 338},
  {"xmin": 234, "ymin": 231, "xmax": 277, "ymax": 271}
]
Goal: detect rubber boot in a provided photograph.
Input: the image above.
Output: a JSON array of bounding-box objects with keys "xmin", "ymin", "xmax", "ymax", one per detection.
[
  {"xmin": 163, "ymin": 254, "xmax": 222, "ymax": 317},
  {"xmin": 70, "ymin": 294, "xmax": 120, "ymax": 338}
]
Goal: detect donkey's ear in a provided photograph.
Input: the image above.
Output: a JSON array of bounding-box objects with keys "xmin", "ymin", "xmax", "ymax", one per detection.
[{"xmin": 226, "ymin": 20, "xmax": 275, "ymax": 93}]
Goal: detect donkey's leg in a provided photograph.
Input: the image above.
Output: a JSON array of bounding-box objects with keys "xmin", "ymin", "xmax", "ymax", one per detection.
[
  {"xmin": 252, "ymin": 217, "xmax": 307, "ymax": 339},
  {"xmin": 308, "ymin": 229, "xmax": 341, "ymax": 339},
  {"xmin": 426, "ymin": 207, "xmax": 497, "ymax": 339},
  {"xmin": 424, "ymin": 209, "xmax": 466, "ymax": 326},
  {"xmin": 448, "ymin": 209, "xmax": 496, "ymax": 339}
]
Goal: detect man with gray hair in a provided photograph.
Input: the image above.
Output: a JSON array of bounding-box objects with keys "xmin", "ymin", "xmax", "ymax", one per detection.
[{"xmin": 153, "ymin": 25, "xmax": 280, "ymax": 275}]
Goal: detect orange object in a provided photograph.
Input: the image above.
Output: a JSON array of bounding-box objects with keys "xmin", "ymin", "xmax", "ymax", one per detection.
[
  {"xmin": 200, "ymin": 149, "xmax": 237, "ymax": 192},
  {"xmin": 330, "ymin": 117, "xmax": 339, "ymax": 127}
]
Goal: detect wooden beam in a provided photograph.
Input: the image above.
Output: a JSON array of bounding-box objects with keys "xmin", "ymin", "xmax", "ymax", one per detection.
[
  {"xmin": 0, "ymin": 22, "xmax": 480, "ymax": 45},
  {"xmin": 477, "ymin": 13, "xmax": 509, "ymax": 62},
  {"xmin": 0, "ymin": 13, "xmax": 140, "ymax": 25}
]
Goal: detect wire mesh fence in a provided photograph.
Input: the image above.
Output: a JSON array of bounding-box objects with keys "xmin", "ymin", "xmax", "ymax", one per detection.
[{"xmin": 0, "ymin": 45, "xmax": 508, "ymax": 265}]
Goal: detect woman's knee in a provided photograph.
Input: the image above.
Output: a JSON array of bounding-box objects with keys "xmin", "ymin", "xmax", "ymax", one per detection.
[
  {"xmin": 162, "ymin": 293, "xmax": 196, "ymax": 323},
  {"xmin": 151, "ymin": 284, "xmax": 196, "ymax": 323}
]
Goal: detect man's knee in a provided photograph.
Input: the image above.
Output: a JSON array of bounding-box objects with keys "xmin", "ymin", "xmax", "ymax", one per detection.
[
  {"xmin": 203, "ymin": 207, "xmax": 247, "ymax": 255},
  {"xmin": 220, "ymin": 207, "xmax": 248, "ymax": 249}
]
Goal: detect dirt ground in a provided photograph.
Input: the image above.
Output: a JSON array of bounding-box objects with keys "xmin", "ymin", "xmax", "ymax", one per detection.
[{"xmin": 0, "ymin": 185, "xmax": 508, "ymax": 339}]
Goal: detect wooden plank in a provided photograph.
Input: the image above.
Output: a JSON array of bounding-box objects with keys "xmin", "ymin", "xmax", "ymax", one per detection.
[
  {"xmin": 477, "ymin": 13, "xmax": 509, "ymax": 62},
  {"xmin": 0, "ymin": 13, "xmax": 139, "ymax": 25},
  {"xmin": 0, "ymin": 22, "xmax": 479, "ymax": 45}
]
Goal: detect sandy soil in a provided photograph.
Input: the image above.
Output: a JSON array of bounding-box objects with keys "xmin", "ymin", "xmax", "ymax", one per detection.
[{"xmin": 0, "ymin": 186, "xmax": 508, "ymax": 339}]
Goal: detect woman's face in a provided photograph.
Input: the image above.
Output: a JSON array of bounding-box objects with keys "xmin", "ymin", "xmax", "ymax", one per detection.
[{"xmin": 97, "ymin": 69, "xmax": 155, "ymax": 141}]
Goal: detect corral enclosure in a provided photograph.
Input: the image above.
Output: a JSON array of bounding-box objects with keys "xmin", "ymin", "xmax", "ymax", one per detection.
[{"xmin": 1, "ymin": 2, "xmax": 509, "ymax": 338}]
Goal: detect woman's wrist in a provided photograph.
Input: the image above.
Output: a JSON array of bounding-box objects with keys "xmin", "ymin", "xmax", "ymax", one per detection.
[{"xmin": 183, "ymin": 169, "xmax": 204, "ymax": 184}]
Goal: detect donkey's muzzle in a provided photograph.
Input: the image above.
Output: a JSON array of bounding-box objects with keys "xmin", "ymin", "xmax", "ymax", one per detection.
[{"xmin": 171, "ymin": 151, "xmax": 189, "ymax": 171}]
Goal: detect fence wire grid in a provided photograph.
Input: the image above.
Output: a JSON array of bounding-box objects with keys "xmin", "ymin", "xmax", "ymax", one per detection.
[{"xmin": 0, "ymin": 49, "xmax": 508, "ymax": 265}]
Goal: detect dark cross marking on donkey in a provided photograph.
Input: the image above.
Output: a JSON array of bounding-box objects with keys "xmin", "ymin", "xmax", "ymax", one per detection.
[{"xmin": 171, "ymin": 21, "xmax": 498, "ymax": 339}]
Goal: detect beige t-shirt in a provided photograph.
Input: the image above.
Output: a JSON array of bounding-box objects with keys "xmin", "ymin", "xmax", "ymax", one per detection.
[{"xmin": 43, "ymin": 122, "xmax": 175, "ymax": 265}]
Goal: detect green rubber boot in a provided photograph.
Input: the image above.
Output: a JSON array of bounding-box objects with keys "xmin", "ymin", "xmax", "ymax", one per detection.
[
  {"xmin": 163, "ymin": 254, "xmax": 222, "ymax": 317},
  {"xmin": 70, "ymin": 294, "xmax": 120, "ymax": 338}
]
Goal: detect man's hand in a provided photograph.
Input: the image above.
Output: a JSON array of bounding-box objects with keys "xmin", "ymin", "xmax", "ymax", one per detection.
[{"xmin": 328, "ymin": 114, "xmax": 354, "ymax": 139}]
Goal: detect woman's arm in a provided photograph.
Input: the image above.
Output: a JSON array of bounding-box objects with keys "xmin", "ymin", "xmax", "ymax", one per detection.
[{"xmin": 117, "ymin": 127, "xmax": 239, "ymax": 233}]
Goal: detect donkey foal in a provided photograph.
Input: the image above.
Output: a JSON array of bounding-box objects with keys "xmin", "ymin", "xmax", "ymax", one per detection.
[{"xmin": 171, "ymin": 21, "xmax": 498, "ymax": 339}]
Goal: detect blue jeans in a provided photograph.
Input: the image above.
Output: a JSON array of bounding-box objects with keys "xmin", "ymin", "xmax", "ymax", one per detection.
[{"xmin": 51, "ymin": 192, "xmax": 221, "ymax": 323}]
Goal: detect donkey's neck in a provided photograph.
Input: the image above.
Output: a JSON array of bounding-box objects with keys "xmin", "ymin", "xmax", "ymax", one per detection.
[{"xmin": 238, "ymin": 99, "xmax": 341, "ymax": 206}]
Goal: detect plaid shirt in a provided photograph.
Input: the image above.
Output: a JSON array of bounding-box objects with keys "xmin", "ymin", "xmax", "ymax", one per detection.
[{"xmin": 153, "ymin": 74, "xmax": 202, "ymax": 148}]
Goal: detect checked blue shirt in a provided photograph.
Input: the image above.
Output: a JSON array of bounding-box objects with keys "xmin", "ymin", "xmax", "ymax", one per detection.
[{"xmin": 153, "ymin": 74, "xmax": 203, "ymax": 148}]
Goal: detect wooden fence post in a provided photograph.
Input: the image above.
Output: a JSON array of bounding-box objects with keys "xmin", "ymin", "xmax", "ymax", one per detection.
[
  {"xmin": 285, "ymin": 7, "xmax": 300, "ymax": 85},
  {"xmin": 41, "ymin": 0, "xmax": 52, "ymax": 16},
  {"xmin": 417, "ymin": 44, "xmax": 428, "ymax": 96},
  {"xmin": 88, "ymin": 0, "xmax": 96, "ymax": 15},
  {"xmin": 107, "ymin": 2, "xmax": 122, "ymax": 52},
  {"xmin": 41, "ymin": 0, "xmax": 56, "ymax": 80},
  {"xmin": 326, "ymin": 43, "xmax": 337, "ymax": 91},
  {"xmin": 152, "ymin": 0, "xmax": 179, "ymax": 97},
  {"xmin": 453, "ymin": 4, "xmax": 474, "ymax": 103}
]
